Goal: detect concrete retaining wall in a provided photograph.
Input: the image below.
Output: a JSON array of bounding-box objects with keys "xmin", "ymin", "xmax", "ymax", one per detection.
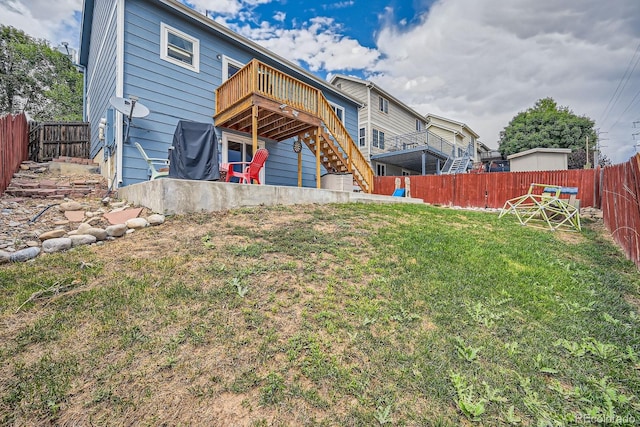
[{"xmin": 118, "ymin": 179, "xmax": 423, "ymax": 214}]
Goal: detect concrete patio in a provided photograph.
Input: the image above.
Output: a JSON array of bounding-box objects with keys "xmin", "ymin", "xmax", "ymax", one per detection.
[{"xmin": 118, "ymin": 179, "xmax": 423, "ymax": 215}]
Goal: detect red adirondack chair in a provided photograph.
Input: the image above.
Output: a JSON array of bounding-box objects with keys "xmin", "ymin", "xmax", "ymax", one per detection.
[{"xmin": 224, "ymin": 148, "xmax": 269, "ymax": 184}]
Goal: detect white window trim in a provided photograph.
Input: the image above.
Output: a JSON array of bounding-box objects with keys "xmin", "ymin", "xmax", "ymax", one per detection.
[
  {"xmin": 359, "ymin": 127, "xmax": 366, "ymax": 147},
  {"xmin": 221, "ymin": 132, "xmax": 266, "ymax": 183},
  {"xmin": 379, "ymin": 96, "xmax": 389, "ymax": 114},
  {"xmin": 222, "ymin": 55, "xmax": 245, "ymax": 81},
  {"xmin": 329, "ymin": 102, "xmax": 345, "ymax": 123},
  {"xmin": 160, "ymin": 23, "xmax": 199, "ymax": 73},
  {"xmin": 376, "ymin": 163, "xmax": 386, "ymax": 176},
  {"xmin": 373, "ymin": 128, "xmax": 385, "ymax": 149}
]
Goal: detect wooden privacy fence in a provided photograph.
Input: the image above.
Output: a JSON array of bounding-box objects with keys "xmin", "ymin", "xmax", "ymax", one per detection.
[
  {"xmin": 375, "ymin": 162, "xmax": 640, "ymax": 269},
  {"xmin": 374, "ymin": 169, "xmax": 600, "ymax": 208},
  {"xmin": 600, "ymin": 154, "xmax": 640, "ymax": 269},
  {"xmin": 28, "ymin": 122, "xmax": 90, "ymax": 162},
  {"xmin": 0, "ymin": 113, "xmax": 29, "ymax": 194}
]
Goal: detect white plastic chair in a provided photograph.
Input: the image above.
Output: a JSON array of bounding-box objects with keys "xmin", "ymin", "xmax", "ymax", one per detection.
[{"xmin": 134, "ymin": 142, "xmax": 169, "ymax": 180}]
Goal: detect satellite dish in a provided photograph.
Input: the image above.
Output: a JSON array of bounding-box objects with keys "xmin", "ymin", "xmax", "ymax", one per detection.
[
  {"xmin": 109, "ymin": 96, "xmax": 150, "ymax": 118},
  {"xmin": 109, "ymin": 96, "xmax": 150, "ymax": 143}
]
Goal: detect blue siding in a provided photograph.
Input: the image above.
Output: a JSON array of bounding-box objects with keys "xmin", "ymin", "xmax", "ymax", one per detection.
[
  {"xmin": 324, "ymin": 92, "xmax": 359, "ymax": 144},
  {"xmin": 264, "ymin": 140, "xmax": 323, "ymax": 187},
  {"xmin": 85, "ymin": 0, "xmax": 360, "ymax": 187},
  {"xmin": 121, "ymin": 0, "xmax": 221, "ymax": 185},
  {"xmin": 86, "ymin": 1, "xmax": 118, "ymax": 160}
]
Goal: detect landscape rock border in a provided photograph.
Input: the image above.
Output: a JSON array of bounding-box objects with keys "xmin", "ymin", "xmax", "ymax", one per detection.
[
  {"xmin": 0, "ymin": 206, "xmax": 165, "ymax": 263},
  {"xmin": 1, "ymin": 160, "xmax": 169, "ymax": 264}
]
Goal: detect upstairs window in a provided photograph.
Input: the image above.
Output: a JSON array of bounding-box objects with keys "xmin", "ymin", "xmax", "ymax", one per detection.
[
  {"xmin": 160, "ymin": 23, "xmax": 199, "ymax": 72},
  {"xmin": 330, "ymin": 103, "xmax": 345, "ymax": 123},
  {"xmin": 359, "ymin": 127, "xmax": 366, "ymax": 147},
  {"xmin": 373, "ymin": 129, "xmax": 385, "ymax": 149},
  {"xmin": 416, "ymin": 119, "xmax": 423, "ymax": 131},
  {"xmin": 379, "ymin": 96, "xmax": 389, "ymax": 114},
  {"xmin": 223, "ymin": 56, "xmax": 244, "ymax": 81}
]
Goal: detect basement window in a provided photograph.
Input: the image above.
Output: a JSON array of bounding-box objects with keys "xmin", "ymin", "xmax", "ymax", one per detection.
[{"xmin": 160, "ymin": 23, "xmax": 200, "ymax": 72}]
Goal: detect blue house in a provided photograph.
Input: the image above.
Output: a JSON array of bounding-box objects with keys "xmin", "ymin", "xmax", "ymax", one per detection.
[{"xmin": 79, "ymin": 0, "xmax": 374, "ymax": 192}]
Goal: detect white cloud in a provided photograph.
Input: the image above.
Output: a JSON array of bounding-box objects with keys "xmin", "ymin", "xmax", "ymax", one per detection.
[
  {"xmin": 187, "ymin": 0, "xmax": 272, "ymax": 21},
  {"xmin": 231, "ymin": 17, "xmax": 379, "ymax": 72},
  {"xmin": 273, "ymin": 11, "xmax": 285, "ymax": 23},
  {"xmin": 369, "ymin": 0, "xmax": 640, "ymax": 162},
  {"xmin": 322, "ymin": 1, "xmax": 354, "ymax": 10},
  {"xmin": 0, "ymin": 0, "xmax": 82, "ymax": 46}
]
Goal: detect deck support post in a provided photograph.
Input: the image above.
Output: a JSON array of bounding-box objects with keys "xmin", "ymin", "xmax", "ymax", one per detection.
[
  {"xmin": 316, "ymin": 127, "xmax": 321, "ymax": 189},
  {"xmin": 252, "ymin": 105, "xmax": 258, "ymax": 154},
  {"xmin": 297, "ymin": 149, "xmax": 302, "ymax": 187}
]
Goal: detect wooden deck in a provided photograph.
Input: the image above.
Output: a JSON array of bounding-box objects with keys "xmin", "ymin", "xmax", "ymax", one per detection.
[{"xmin": 214, "ymin": 59, "xmax": 373, "ymax": 193}]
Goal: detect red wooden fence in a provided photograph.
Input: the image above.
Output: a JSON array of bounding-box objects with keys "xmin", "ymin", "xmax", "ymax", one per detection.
[
  {"xmin": 0, "ymin": 113, "xmax": 29, "ymax": 195},
  {"xmin": 375, "ymin": 161, "xmax": 640, "ymax": 269},
  {"xmin": 375, "ymin": 168, "xmax": 600, "ymax": 208},
  {"xmin": 601, "ymin": 154, "xmax": 640, "ymax": 269}
]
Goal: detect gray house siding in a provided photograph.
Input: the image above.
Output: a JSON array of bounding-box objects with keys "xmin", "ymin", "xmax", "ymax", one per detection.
[
  {"xmin": 333, "ymin": 78, "xmax": 368, "ymax": 103},
  {"xmin": 83, "ymin": 0, "xmax": 359, "ymax": 187}
]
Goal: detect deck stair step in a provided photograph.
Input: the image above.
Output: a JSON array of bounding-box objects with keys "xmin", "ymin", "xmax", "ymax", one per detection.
[
  {"xmin": 300, "ymin": 128, "xmax": 370, "ymax": 192},
  {"xmin": 442, "ymin": 156, "xmax": 472, "ymax": 174}
]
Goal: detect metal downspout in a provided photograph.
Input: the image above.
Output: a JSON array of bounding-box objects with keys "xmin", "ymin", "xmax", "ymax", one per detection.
[
  {"xmin": 367, "ymin": 84, "xmax": 372, "ymax": 165},
  {"xmin": 115, "ymin": 0, "xmax": 125, "ymax": 187}
]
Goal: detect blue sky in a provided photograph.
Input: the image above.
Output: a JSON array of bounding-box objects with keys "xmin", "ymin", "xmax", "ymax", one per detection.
[{"xmin": 1, "ymin": 0, "xmax": 640, "ymax": 163}]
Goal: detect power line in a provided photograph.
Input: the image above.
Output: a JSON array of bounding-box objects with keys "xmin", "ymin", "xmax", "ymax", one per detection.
[
  {"xmin": 608, "ymin": 85, "xmax": 640, "ymax": 130},
  {"xmin": 599, "ymin": 42, "xmax": 640, "ymax": 126}
]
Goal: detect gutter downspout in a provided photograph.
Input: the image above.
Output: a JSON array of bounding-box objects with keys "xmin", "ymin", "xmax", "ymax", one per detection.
[
  {"xmin": 115, "ymin": 0, "xmax": 125, "ymax": 188},
  {"xmin": 367, "ymin": 83, "xmax": 372, "ymax": 165},
  {"xmin": 77, "ymin": 65, "xmax": 87, "ymax": 121}
]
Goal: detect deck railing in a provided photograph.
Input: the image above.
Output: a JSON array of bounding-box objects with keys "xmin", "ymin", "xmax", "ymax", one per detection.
[
  {"xmin": 215, "ymin": 59, "xmax": 374, "ymax": 190},
  {"xmin": 389, "ymin": 129, "xmax": 456, "ymax": 158},
  {"xmin": 317, "ymin": 92, "xmax": 373, "ymax": 187},
  {"xmin": 216, "ymin": 59, "xmax": 320, "ymax": 117}
]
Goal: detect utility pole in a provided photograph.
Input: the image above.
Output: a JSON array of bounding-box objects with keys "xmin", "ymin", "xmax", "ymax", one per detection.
[
  {"xmin": 584, "ymin": 136, "xmax": 591, "ymax": 169},
  {"xmin": 595, "ymin": 129, "xmax": 608, "ymax": 167}
]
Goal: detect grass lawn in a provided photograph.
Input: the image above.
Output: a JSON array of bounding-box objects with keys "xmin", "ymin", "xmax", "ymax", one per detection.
[{"xmin": 1, "ymin": 203, "xmax": 639, "ymax": 426}]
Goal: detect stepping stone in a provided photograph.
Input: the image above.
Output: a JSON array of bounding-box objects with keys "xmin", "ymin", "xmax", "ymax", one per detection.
[
  {"xmin": 103, "ymin": 207, "xmax": 143, "ymax": 225},
  {"xmin": 64, "ymin": 210, "xmax": 86, "ymax": 222}
]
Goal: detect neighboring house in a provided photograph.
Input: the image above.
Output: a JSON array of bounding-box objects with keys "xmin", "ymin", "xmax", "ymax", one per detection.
[
  {"xmin": 330, "ymin": 75, "xmax": 480, "ymax": 176},
  {"xmin": 477, "ymin": 141, "xmax": 510, "ymax": 172},
  {"xmin": 507, "ymin": 148, "xmax": 571, "ymax": 172},
  {"xmin": 79, "ymin": 0, "xmax": 373, "ymax": 192},
  {"xmin": 425, "ymin": 114, "xmax": 480, "ymax": 163}
]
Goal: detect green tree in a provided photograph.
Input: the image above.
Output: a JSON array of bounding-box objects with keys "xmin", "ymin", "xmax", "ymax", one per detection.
[
  {"xmin": 0, "ymin": 25, "xmax": 82, "ymax": 121},
  {"xmin": 568, "ymin": 148, "xmax": 612, "ymax": 169},
  {"xmin": 499, "ymin": 98, "xmax": 597, "ymax": 161}
]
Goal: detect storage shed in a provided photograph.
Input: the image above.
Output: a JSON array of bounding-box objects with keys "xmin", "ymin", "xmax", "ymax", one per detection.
[{"xmin": 507, "ymin": 148, "xmax": 572, "ymax": 172}]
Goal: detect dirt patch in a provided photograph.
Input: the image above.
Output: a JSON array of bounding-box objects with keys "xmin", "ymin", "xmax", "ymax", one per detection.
[
  {"xmin": 625, "ymin": 294, "xmax": 640, "ymax": 312},
  {"xmin": 554, "ymin": 230, "xmax": 586, "ymax": 245}
]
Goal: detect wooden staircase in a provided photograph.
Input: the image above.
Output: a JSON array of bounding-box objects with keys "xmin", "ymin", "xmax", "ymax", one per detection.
[
  {"xmin": 214, "ymin": 59, "xmax": 374, "ymax": 193},
  {"xmin": 299, "ymin": 128, "xmax": 368, "ymax": 192}
]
